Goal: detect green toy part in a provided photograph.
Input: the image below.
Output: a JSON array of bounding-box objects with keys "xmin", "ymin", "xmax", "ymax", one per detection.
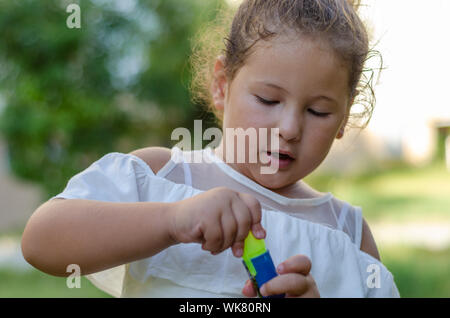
[{"xmin": 242, "ymin": 231, "xmax": 267, "ymax": 277}]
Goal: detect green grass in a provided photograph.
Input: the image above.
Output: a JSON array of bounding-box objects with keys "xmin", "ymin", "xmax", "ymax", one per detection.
[
  {"xmin": 0, "ymin": 267, "xmax": 112, "ymax": 298},
  {"xmin": 380, "ymin": 244, "xmax": 450, "ymax": 298},
  {"xmin": 305, "ymin": 160, "xmax": 450, "ymax": 223}
]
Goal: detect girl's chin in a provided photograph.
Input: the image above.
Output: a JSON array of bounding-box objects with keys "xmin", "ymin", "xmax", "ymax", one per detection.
[
  {"xmin": 238, "ymin": 162, "xmax": 300, "ymax": 188},
  {"xmin": 254, "ymin": 170, "xmax": 294, "ymax": 189}
]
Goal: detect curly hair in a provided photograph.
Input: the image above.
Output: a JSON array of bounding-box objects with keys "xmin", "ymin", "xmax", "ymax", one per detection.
[{"xmin": 188, "ymin": 0, "xmax": 383, "ymax": 129}]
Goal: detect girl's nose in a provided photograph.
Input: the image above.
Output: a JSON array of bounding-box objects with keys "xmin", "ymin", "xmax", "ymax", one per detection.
[{"xmin": 278, "ymin": 108, "xmax": 302, "ymax": 142}]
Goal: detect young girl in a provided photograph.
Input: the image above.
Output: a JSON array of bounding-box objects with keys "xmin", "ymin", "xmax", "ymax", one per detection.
[{"xmin": 21, "ymin": 0, "xmax": 400, "ymax": 297}]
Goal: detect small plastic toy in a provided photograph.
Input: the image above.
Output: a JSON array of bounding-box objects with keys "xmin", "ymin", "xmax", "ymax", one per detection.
[{"xmin": 242, "ymin": 232, "xmax": 285, "ymax": 298}]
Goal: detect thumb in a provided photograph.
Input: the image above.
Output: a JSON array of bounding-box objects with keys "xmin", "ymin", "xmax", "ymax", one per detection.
[{"xmin": 242, "ymin": 279, "xmax": 257, "ymax": 298}]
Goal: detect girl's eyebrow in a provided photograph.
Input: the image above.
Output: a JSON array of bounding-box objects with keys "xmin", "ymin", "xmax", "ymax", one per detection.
[
  {"xmin": 256, "ymin": 80, "xmax": 288, "ymax": 93},
  {"xmin": 309, "ymin": 95, "xmax": 339, "ymax": 107}
]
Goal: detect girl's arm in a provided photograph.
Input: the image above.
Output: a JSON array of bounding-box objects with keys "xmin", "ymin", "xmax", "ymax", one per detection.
[
  {"xmin": 360, "ymin": 217, "xmax": 381, "ymax": 261},
  {"xmin": 22, "ymin": 147, "xmax": 265, "ymax": 279},
  {"xmin": 22, "ymin": 146, "xmax": 175, "ymax": 277},
  {"xmin": 21, "ymin": 198, "xmax": 178, "ymax": 277}
]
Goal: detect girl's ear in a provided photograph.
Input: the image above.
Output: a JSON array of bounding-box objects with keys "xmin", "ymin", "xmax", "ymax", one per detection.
[{"xmin": 210, "ymin": 55, "xmax": 229, "ymax": 112}]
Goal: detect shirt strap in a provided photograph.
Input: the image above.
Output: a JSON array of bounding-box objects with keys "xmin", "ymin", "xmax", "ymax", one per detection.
[
  {"xmin": 354, "ymin": 206, "xmax": 363, "ymax": 248},
  {"xmin": 182, "ymin": 161, "xmax": 192, "ymax": 187},
  {"xmin": 178, "ymin": 149, "xmax": 192, "ymax": 187},
  {"xmin": 337, "ymin": 202, "xmax": 349, "ymax": 231}
]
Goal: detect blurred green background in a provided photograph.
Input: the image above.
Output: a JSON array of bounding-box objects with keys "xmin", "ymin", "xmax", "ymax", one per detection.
[{"xmin": 0, "ymin": 0, "xmax": 448, "ymax": 298}]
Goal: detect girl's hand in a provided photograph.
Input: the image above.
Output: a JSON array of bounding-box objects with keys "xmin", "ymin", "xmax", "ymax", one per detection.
[
  {"xmin": 242, "ymin": 255, "xmax": 321, "ymax": 298},
  {"xmin": 168, "ymin": 187, "xmax": 266, "ymax": 257}
]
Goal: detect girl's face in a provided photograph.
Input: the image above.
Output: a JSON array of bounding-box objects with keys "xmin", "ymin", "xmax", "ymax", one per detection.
[{"xmin": 211, "ymin": 35, "xmax": 352, "ymax": 192}]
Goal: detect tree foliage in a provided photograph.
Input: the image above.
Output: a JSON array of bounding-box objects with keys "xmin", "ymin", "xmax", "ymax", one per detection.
[{"xmin": 0, "ymin": 0, "xmax": 222, "ymax": 198}]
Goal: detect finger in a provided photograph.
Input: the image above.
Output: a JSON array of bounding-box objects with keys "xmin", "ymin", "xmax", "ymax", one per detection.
[
  {"xmin": 276, "ymin": 254, "xmax": 312, "ymax": 276},
  {"xmin": 260, "ymin": 273, "xmax": 308, "ymax": 297},
  {"xmin": 231, "ymin": 195, "xmax": 253, "ymax": 245},
  {"xmin": 241, "ymin": 279, "xmax": 257, "ymax": 298},
  {"xmin": 219, "ymin": 208, "xmax": 238, "ymax": 254},
  {"xmin": 286, "ymin": 275, "xmax": 320, "ymax": 298},
  {"xmin": 202, "ymin": 215, "xmax": 224, "ymax": 254},
  {"xmin": 238, "ymin": 193, "xmax": 265, "ymax": 239},
  {"xmin": 231, "ymin": 241, "xmax": 245, "ymax": 258}
]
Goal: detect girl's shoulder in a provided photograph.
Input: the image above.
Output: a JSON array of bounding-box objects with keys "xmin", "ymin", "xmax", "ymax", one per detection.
[{"xmin": 129, "ymin": 146, "xmax": 172, "ymax": 175}]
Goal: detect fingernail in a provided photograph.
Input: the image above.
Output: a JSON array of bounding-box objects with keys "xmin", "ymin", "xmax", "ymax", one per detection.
[
  {"xmin": 276, "ymin": 264, "xmax": 284, "ymax": 274},
  {"xmin": 235, "ymin": 248, "xmax": 243, "ymax": 257},
  {"xmin": 254, "ymin": 229, "xmax": 265, "ymax": 239}
]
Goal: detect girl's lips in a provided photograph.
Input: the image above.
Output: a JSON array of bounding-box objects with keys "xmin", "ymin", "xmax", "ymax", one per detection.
[
  {"xmin": 266, "ymin": 151, "xmax": 294, "ymax": 169},
  {"xmin": 267, "ymin": 151, "xmax": 294, "ymax": 160},
  {"xmin": 267, "ymin": 150, "xmax": 295, "ymax": 160}
]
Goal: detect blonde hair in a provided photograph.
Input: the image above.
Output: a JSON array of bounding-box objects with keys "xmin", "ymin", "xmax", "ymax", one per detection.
[{"xmin": 188, "ymin": 0, "xmax": 382, "ymax": 129}]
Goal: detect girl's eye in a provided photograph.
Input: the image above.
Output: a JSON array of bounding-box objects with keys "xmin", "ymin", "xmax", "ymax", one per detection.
[
  {"xmin": 255, "ymin": 95, "xmax": 330, "ymax": 117},
  {"xmin": 308, "ymin": 108, "xmax": 330, "ymax": 117},
  {"xmin": 255, "ymin": 95, "xmax": 278, "ymax": 106}
]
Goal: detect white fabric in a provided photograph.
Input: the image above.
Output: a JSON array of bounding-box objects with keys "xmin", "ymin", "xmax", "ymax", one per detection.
[
  {"xmin": 337, "ymin": 203, "xmax": 349, "ymax": 231},
  {"xmin": 182, "ymin": 161, "xmax": 192, "ymax": 186},
  {"xmin": 50, "ymin": 146, "xmax": 400, "ymax": 298},
  {"xmin": 354, "ymin": 207, "xmax": 363, "ymax": 249}
]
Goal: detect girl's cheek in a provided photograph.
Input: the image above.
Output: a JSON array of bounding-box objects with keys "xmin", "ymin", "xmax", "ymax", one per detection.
[
  {"xmin": 313, "ymin": 115, "xmax": 344, "ymax": 134},
  {"xmin": 239, "ymin": 97, "xmax": 272, "ymax": 124},
  {"xmin": 304, "ymin": 121, "xmax": 340, "ymax": 150}
]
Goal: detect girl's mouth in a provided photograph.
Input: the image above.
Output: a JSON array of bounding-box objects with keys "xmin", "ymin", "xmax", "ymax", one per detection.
[{"xmin": 267, "ymin": 151, "xmax": 294, "ymax": 169}]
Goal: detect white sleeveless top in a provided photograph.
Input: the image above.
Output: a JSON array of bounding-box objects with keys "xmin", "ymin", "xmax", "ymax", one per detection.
[{"xmin": 50, "ymin": 146, "xmax": 400, "ymax": 298}]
